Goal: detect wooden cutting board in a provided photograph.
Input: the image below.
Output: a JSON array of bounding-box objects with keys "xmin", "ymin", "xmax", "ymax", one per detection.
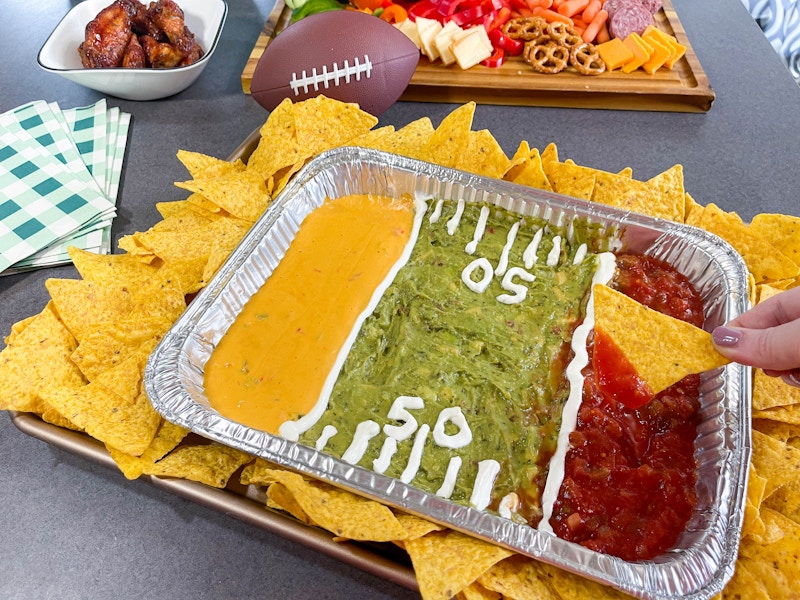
[{"xmin": 241, "ymin": 0, "xmax": 714, "ymax": 112}]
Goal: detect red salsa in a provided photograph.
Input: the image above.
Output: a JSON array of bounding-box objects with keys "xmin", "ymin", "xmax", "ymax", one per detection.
[{"xmin": 549, "ymin": 254, "xmax": 703, "ymax": 561}]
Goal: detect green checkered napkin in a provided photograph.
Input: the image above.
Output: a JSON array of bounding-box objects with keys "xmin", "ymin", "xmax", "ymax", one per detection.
[{"xmin": 0, "ymin": 100, "xmax": 130, "ymax": 274}]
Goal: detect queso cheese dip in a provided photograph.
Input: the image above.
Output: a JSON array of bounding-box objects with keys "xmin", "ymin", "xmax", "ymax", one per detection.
[{"xmin": 203, "ymin": 194, "xmax": 414, "ymax": 433}]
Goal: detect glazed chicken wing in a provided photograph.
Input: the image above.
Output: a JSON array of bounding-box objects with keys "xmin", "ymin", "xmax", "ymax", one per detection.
[
  {"xmin": 78, "ymin": 1, "xmax": 133, "ymax": 68},
  {"xmin": 147, "ymin": 0, "xmax": 203, "ymax": 61},
  {"xmin": 79, "ymin": 0, "xmax": 203, "ymax": 69}
]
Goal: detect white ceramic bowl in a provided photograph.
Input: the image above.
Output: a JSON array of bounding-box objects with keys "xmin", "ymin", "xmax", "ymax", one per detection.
[{"xmin": 37, "ymin": 0, "xmax": 227, "ymax": 101}]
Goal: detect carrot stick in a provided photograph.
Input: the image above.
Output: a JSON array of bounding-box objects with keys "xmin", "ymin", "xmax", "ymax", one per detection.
[
  {"xmin": 581, "ymin": 8, "xmax": 607, "ymax": 42},
  {"xmin": 595, "ymin": 21, "xmax": 610, "ymax": 43},
  {"xmin": 580, "ymin": 0, "xmax": 602, "ymax": 23},
  {"xmin": 532, "ymin": 6, "xmax": 575, "ymax": 24},
  {"xmin": 557, "ymin": 0, "xmax": 590, "ymax": 18}
]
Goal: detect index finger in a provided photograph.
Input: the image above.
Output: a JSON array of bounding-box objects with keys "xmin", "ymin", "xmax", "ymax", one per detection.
[{"xmin": 727, "ymin": 286, "xmax": 800, "ymax": 329}]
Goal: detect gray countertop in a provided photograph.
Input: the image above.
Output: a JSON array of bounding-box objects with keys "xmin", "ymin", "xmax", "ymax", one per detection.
[{"xmin": 1, "ymin": 1, "xmax": 799, "ymax": 599}]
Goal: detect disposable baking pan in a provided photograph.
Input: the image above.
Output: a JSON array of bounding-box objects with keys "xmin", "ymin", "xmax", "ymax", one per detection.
[{"xmin": 144, "ymin": 145, "xmax": 751, "ymax": 600}]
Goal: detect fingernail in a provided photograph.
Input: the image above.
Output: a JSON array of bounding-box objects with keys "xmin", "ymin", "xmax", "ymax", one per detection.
[
  {"xmin": 712, "ymin": 326, "xmax": 742, "ymax": 347},
  {"xmin": 786, "ymin": 370, "xmax": 800, "ymax": 389}
]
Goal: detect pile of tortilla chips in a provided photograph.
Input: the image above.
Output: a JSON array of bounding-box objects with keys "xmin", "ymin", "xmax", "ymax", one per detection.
[{"xmin": 2, "ymin": 95, "xmax": 800, "ymax": 600}]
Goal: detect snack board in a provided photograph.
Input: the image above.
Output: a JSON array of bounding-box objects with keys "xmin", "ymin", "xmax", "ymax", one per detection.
[{"xmin": 241, "ymin": 0, "xmax": 714, "ymax": 112}]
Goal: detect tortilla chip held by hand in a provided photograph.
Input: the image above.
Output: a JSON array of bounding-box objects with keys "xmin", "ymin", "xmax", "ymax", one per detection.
[{"xmin": 592, "ymin": 283, "xmax": 731, "ymax": 408}]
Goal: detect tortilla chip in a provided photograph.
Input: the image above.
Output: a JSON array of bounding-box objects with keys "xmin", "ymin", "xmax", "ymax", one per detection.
[
  {"xmin": 291, "ymin": 95, "xmax": 379, "ymax": 155},
  {"xmin": 71, "ymin": 316, "xmax": 168, "ymax": 381},
  {"xmin": 536, "ymin": 562, "xmax": 631, "ymax": 599},
  {"xmin": 751, "ymin": 429, "xmax": 800, "ymax": 498},
  {"xmin": 754, "ymin": 404, "xmax": 800, "ymax": 425},
  {"xmin": 393, "ymin": 512, "xmax": 447, "ymax": 542},
  {"xmin": 593, "ymin": 283, "xmax": 730, "ymax": 395},
  {"xmin": 458, "ymin": 583, "xmax": 502, "ymax": 600},
  {"xmin": 720, "ymin": 561, "xmax": 771, "ymax": 600},
  {"xmin": 374, "ymin": 117, "xmax": 435, "ymax": 159},
  {"xmin": 645, "ymin": 164, "xmax": 685, "ymax": 221},
  {"xmin": 690, "ymin": 203, "xmax": 799, "ymax": 283},
  {"xmin": 346, "ymin": 125, "xmax": 396, "ymax": 149},
  {"xmin": 546, "ymin": 161, "xmax": 596, "ymax": 200},
  {"xmin": 742, "ymin": 462, "xmax": 768, "ymax": 539},
  {"xmin": 107, "ymin": 419, "xmax": 190, "ymax": 479},
  {"xmin": 737, "ymin": 508, "xmax": 800, "ymax": 599},
  {"xmin": 749, "ymin": 213, "xmax": 800, "ymax": 267},
  {"xmin": 591, "ymin": 170, "xmax": 665, "ymax": 218},
  {"xmin": 40, "ymin": 355, "xmax": 161, "ymax": 456},
  {"xmin": 404, "ymin": 530, "xmax": 513, "ymax": 600},
  {"xmin": 176, "ymin": 149, "xmax": 245, "ymax": 179},
  {"xmin": 683, "ymin": 192, "xmax": 704, "ymax": 225},
  {"xmin": 0, "ymin": 302, "xmax": 85, "ymax": 415},
  {"xmin": 260, "ymin": 469, "xmax": 407, "ymax": 541},
  {"xmin": 174, "ymin": 169, "xmax": 271, "ymax": 223},
  {"xmin": 266, "ymin": 482, "xmax": 313, "ymax": 524},
  {"xmin": 144, "ymin": 442, "xmax": 252, "ymax": 488},
  {"xmin": 68, "ymin": 247, "xmax": 162, "ymax": 289},
  {"xmin": 420, "ymin": 102, "xmax": 476, "ymax": 169},
  {"xmin": 477, "ymin": 555, "xmax": 559, "ymax": 600},
  {"xmin": 503, "ymin": 142, "xmax": 553, "ymax": 191},
  {"xmin": 753, "ymin": 368, "xmax": 800, "ymax": 411}
]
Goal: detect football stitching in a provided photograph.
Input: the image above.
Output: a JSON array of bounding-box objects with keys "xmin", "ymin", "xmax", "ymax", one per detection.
[{"xmin": 289, "ymin": 55, "xmax": 374, "ymax": 95}]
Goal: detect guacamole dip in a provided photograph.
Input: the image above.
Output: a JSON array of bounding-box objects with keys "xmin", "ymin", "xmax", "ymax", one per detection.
[{"xmin": 298, "ymin": 199, "xmax": 609, "ymax": 522}]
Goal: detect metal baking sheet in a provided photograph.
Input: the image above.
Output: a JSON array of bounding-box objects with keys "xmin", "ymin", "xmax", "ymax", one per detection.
[{"xmin": 145, "ymin": 145, "xmax": 751, "ymax": 600}]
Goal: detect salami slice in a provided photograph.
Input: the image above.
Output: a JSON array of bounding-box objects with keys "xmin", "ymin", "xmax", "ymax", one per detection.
[
  {"xmin": 608, "ymin": 3, "xmax": 654, "ymax": 40},
  {"xmin": 641, "ymin": 0, "xmax": 663, "ymax": 14}
]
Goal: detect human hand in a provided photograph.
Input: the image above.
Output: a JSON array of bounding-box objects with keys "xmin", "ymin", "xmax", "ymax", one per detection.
[{"xmin": 712, "ymin": 286, "xmax": 800, "ymax": 388}]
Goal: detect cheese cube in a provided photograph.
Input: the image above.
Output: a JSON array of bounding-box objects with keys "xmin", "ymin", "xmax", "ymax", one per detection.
[
  {"xmin": 451, "ymin": 27, "xmax": 493, "ymax": 70},
  {"xmin": 416, "ymin": 17, "xmax": 444, "ymax": 62},
  {"xmin": 434, "ymin": 21, "xmax": 463, "ymax": 66}
]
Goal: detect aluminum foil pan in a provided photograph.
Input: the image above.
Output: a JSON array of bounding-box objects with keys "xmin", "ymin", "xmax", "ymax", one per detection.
[{"xmin": 144, "ymin": 146, "xmax": 751, "ymax": 600}]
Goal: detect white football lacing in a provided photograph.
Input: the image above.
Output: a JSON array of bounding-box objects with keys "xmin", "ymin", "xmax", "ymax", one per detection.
[{"xmin": 289, "ymin": 55, "xmax": 374, "ymax": 95}]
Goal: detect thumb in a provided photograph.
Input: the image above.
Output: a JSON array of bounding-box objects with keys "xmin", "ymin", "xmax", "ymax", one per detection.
[{"xmin": 712, "ymin": 320, "xmax": 800, "ymax": 371}]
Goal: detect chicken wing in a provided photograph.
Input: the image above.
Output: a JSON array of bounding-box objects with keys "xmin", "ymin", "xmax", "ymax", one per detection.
[{"xmin": 78, "ymin": 1, "xmax": 133, "ymax": 68}]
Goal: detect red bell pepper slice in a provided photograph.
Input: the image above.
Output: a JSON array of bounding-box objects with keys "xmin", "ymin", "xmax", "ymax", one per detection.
[
  {"xmin": 407, "ymin": 0, "xmax": 441, "ymax": 21},
  {"xmin": 484, "ymin": 5, "xmax": 512, "ymax": 31},
  {"xmin": 488, "ymin": 26, "xmax": 524, "ymax": 55},
  {"xmin": 480, "ymin": 46, "xmax": 505, "ymax": 67},
  {"xmin": 447, "ymin": 4, "xmax": 487, "ymax": 25}
]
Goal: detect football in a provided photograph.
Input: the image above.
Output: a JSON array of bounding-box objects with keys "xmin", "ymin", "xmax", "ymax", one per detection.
[{"xmin": 250, "ymin": 10, "xmax": 420, "ymax": 116}]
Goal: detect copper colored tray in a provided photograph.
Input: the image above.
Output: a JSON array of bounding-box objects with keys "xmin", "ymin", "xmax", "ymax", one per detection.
[
  {"xmin": 241, "ymin": 0, "xmax": 714, "ymax": 112},
  {"xmin": 8, "ymin": 410, "xmax": 418, "ymax": 591}
]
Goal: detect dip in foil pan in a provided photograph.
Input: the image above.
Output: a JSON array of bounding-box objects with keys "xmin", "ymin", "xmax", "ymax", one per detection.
[{"xmin": 144, "ymin": 146, "xmax": 751, "ymax": 600}]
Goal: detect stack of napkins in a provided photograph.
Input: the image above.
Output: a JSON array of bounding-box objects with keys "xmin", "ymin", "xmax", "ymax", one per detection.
[{"xmin": 0, "ymin": 99, "xmax": 130, "ymax": 275}]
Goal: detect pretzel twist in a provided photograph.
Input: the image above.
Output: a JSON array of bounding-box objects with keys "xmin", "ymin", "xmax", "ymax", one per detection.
[
  {"xmin": 570, "ymin": 43, "xmax": 606, "ymax": 75},
  {"xmin": 502, "ymin": 17, "xmax": 547, "ymax": 41},
  {"xmin": 524, "ymin": 41, "xmax": 569, "ymax": 74}
]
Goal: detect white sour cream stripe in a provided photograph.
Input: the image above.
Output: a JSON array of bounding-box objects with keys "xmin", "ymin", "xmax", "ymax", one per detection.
[
  {"xmin": 446, "ymin": 198, "xmax": 466, "ymax": 235},
  {"xmin": 546, "ymin": 235, "xmax": 562, "ymax": 267},
  {"xmin": 436, "ymin": 456, "xmax": 463, "ymax": 499},
  {"xmin": 495, "ymin": 220, "xmax": 521, "ymax": 277},
  {"xmin": 538, "ymin": 251, "xmax": 617, "ymax": 534},
  {"xmin": 523, "ymin": 228, "xmax": 543, "ymax": 269},
  {"xmin": 470, "ymin": 459, "xmax": 501, "ymax": 510},
  {"xmin": 341, "ymin": 420, "xmax": 380, "ymax": 464},
  {"xmin": 401, "ymin": 424, "xmax": 430, "ymax": 484},
  {"xmin": 315, "ymin": 425, "xmax": 338, "ymax": 451},
  {"xmin": 373, "ymin": 437, "xmax": 397, "ymax": 474},
  {"xmin": 465, "ymin": 206, "xmax": 491, "ymax": 255},
  {"xmin": 429, "ymin": 198, "xmax": 444, "ymax": 223}
]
